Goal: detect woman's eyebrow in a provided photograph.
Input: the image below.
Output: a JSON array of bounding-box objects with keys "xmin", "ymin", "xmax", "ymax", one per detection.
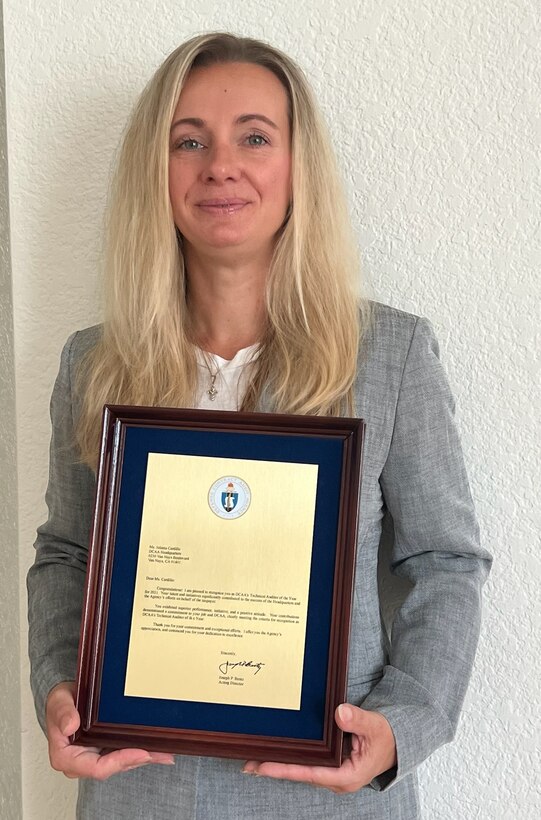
[
  {"xmin": 236, "ymin": 114, "xmax": 278, "ymax": 130},
  {"xmin": 170, "ymin": 117, "xmax": 205, "ymax": 132},
  {"xmin": 170, "ymin": 114, "xmax": 279, "ymax": 132}
]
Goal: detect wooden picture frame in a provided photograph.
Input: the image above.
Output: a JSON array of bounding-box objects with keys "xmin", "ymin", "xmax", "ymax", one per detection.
[{"xmin": 74, "ymin": 405, "xmax": 364, "ymax": 766}]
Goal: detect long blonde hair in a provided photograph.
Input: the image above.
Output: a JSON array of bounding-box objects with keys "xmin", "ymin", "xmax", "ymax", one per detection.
[{"xmin": 77, "ymin": 33, "xmax": 370, "ymax": 468}]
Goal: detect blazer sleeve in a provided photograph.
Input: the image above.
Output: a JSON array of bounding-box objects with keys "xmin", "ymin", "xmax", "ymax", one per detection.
[
  {"xmin": 361, "ymin": 316, "xmax": 492, "ymax": 790},
  {"xmin": 27, "ymin": 332, "xmax": 96, "ymax": 732}
]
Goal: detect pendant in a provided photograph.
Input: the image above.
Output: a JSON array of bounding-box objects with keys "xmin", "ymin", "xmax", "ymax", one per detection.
[
  {"xmin": 207, "ymin": 373, "xmax": 218, "ymax": 401},
  {"xmin": 206, "ymin": 370, "xmax": 218, "ymax": 401}
]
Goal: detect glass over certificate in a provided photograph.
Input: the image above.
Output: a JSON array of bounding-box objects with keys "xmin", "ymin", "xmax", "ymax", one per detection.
[
  {"xmin": 125, "ymin": 453, "xmax": 318, "ymax": 710},
  {"xmin": 75, "ymin": 406, "xmax": 365, "ymax": 766}
]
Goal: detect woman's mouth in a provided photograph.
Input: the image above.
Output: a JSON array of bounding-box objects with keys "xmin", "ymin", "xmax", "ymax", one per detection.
[{"xmin": 196, "ymin": 199, "xmax": 250, "ymax": 214}]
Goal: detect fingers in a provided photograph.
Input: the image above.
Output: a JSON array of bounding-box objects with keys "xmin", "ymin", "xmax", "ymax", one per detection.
[
  {"xmin": 45, "ymin": 681, "xmax": 175, "ymax": 780},
  {"xmin": 51, "ymin": 742, "xmax": 176, "ymax": 780},
  {"xmin": 243, "ymin": 757, "xmax": 364, "ymax": 793},
  {"xmin": 54, "ymin": 746, "xmax": 151, "ymax": 780},
  {"xmin": 242, "ymin": 703, "xmax": 397, "ymax": 793}
]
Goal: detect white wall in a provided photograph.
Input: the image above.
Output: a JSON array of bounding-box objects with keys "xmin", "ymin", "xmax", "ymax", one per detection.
[
  {"xmin": 4, "ymin": 0, "xmax": 540, "ymax": 818},
  {"xmin": 0, "ymin": 2, "xmax": 22, "ymax": 818}
]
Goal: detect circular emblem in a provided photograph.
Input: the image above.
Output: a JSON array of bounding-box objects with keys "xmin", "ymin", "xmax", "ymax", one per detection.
[{"xmin": 208, "ymin": 476, "xmax": 251, "ymax": 520}]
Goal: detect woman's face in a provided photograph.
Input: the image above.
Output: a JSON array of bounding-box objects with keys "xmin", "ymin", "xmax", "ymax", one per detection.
[{"xmin": 169, "ymin": 62, "xmax": 292, "ymax": 263}]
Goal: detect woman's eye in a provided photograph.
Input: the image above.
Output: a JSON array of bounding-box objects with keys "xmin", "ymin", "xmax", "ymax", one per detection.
[
  {"xmin": 177, "ymin": 138, "xmax": 204, "ymax": 151},
  {"xmin": 246, "ymin": 133, "xmax": 268, "ymax": 147}
]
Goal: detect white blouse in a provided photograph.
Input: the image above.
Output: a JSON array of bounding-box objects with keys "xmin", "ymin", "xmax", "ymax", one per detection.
[{"xmin": 194, "ymin": 344, "xmax": 260, "ymax": 411}]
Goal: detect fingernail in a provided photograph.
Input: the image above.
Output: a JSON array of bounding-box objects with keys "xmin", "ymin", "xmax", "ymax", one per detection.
[
  {"xmin": 338, "ymin": 703, "xmax": 352, "ymax": 722},
  {"xmin": 150, "ymin": 754, "xmax": 175, "ymax": 765}
]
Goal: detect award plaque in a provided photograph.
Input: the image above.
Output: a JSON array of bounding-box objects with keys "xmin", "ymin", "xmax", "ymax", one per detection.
[{"xmin": 74, "ymin": 405, "xmax": 365, "ymax": 766}]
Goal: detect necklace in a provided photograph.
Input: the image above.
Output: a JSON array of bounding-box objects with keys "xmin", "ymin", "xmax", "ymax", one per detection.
[
  {"xmin": 201, "ymin": 352, "xmax": 224, "ymax": 401},
  {"xmin": 198, "ymin": 344, "xmax": 261, "ymax": 403}
]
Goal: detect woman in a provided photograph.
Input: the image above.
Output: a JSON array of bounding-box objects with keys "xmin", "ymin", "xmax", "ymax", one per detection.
[{"xmin": 28, "ymin": 33, "xmax": 492, "ymax": 819}]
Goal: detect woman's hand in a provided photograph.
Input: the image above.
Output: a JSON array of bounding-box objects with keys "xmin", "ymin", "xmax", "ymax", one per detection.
[
  {"xmin": 243, "ymin": 704, "xmax": 397, "ymax": 793},
  {"xmin": 46, "ymin": 682, "xmax": 175, "ymax": 780}
]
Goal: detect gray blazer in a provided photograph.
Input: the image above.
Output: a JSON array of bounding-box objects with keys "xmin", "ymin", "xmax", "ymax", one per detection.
[{"xmin": 27, "ymin": 302, "xmax": 492, "ymax": 820}]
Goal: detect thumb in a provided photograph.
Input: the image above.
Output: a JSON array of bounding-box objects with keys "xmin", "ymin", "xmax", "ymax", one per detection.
[
  {"xmin": 336, "ymin": 703, "xmax": 397, "ymax": 775},
  {"xmin": 48, "ymin": 686, "xmax": 81, "ymax": 737},
  {"xmin": 58, "ymin": 704, "xmax": 80, "ymax": 737},
  {"xmin": 335, "ymin": 703, "xmax": 374, "ymax": 735}
]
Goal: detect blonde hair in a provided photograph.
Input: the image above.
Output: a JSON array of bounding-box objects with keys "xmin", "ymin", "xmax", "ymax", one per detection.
[{"xmin": 77, "ymin": 32, "xmax": 370, "ymax": 468}]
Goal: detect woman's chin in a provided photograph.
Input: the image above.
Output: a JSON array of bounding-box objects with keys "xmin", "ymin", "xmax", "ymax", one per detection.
[{"xmin": 185, "ymin": 232, "xmax": 275, "ymax": 260}]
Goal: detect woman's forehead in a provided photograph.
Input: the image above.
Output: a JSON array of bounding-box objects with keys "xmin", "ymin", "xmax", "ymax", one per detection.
[{"xmin": 174, "ymin": 62, "xmax": 289, "ymax": 122}]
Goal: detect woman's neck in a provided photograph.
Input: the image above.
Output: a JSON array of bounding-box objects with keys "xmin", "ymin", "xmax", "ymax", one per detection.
[{"xmin": 185, "ymin": 248, "xmax": 268, "ymax": 360}]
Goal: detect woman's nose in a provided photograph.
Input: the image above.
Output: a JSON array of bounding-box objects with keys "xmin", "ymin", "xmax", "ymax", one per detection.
[{"xmin": 202, "ymin": 143, "xmax": 241, "ymax": 183}]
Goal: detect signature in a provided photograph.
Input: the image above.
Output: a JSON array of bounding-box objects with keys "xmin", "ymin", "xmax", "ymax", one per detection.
[{"xmin": 219, "ymin": 659, "xmax": 265, "ymax": 676}]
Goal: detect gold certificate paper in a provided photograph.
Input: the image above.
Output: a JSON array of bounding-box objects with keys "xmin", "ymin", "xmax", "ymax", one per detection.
[{"xmin": 124, "ymin": 453, "xmax": 319, "ymax": 710}]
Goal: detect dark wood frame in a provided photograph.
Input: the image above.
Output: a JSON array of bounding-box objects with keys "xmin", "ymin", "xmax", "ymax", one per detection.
[{"xmin": 74, "ymin": 405, "xmax": 365, "ymax": 766}]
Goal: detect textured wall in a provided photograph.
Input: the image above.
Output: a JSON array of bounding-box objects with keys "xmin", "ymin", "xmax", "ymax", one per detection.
[
  {"xmin": 0, "ymin": 1, "xmax": 22, "ymax": 818},
  {"xmin": 4, "ymin": 1, "xmax": 540, "ymax": 818}
]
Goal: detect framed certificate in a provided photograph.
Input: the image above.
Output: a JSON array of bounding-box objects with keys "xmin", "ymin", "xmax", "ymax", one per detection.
[{"xmin": 74, "ymin": 405, "xmax": 365, "ymax": 766}]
